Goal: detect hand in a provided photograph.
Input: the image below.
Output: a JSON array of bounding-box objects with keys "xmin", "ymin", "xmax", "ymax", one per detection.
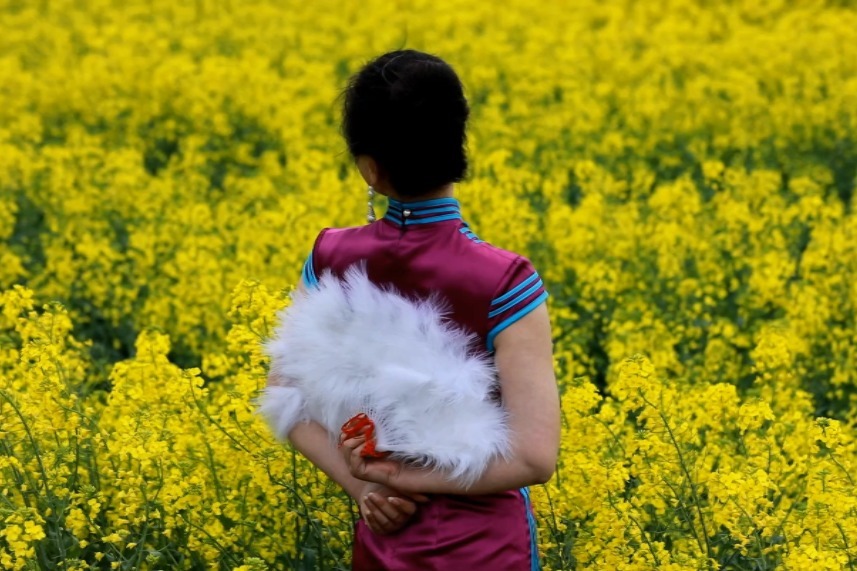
[
  {"xmin": 358, "ymin": 482, "xmax": 429, "ymax": 536},
  {"xmin": 339, "ymin": 432, "xmax": 403, "ymax": 485}
]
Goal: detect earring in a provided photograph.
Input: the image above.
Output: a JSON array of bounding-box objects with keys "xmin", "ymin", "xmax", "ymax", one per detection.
[{"xmin": 367, "ymin": 186, "xmax": 376, "ymax": 223}]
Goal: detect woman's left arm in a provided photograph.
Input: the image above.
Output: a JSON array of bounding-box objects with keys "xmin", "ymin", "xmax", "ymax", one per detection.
[{"xmin": 340, "ymin": 301, "xmax": 560, "ymax": 495}]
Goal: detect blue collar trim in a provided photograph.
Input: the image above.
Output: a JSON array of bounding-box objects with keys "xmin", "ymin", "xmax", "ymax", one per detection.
[{"xmin": 384, "ymin": 197, "xmax": 463, "ymax": 226}]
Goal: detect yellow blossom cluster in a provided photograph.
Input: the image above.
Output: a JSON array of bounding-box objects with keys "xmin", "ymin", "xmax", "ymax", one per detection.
[{"xmin": 1, "ymin": 0, "xmax": 857, "ymax": 569}]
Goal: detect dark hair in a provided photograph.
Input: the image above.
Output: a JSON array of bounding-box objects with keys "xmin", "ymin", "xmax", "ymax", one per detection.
[{"xmin": 341, "ymin": 49, "xmax": 470, "ymax": 197}]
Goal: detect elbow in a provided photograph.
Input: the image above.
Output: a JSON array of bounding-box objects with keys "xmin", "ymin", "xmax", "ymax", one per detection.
[
  {"xmin": 515, "ymin": 430, "xmax": 560, "ymax": 486},
  {"xmin": 523, "ymin": 450, "xmax": 558, "ymax": 485},
  {"xmin": 528, "ymin": 461, "xmax": 556, "ymax": 486}
]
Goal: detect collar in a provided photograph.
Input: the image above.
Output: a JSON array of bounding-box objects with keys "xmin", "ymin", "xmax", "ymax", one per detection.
[{"xmin": 383, "ymin": 196, "xmax": 463, "ymax": 227}]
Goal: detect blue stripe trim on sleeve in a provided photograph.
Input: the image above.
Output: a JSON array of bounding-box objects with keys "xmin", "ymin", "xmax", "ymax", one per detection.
[
  {"xmin": 486, "ymin": 290, "xmax": 549, "ymax": 352},
  {"xmin": 301, "ymin": 253, "xmax": 319, "ymax": 289},
  {"xmin": 487, "ymin": 279, "xmax": 544, "ymax": 318},
  {"xmin": 301, "ymin": 258, "xmax": 310, "ymax": 287},
  {"xmin": 491, "ymin": 271, "xmax": 540, "ymax": 306}
]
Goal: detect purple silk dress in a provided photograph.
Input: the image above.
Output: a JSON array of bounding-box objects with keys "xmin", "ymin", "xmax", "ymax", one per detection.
[{"xmin": 301, "ymin": 196, "xmax": 548, "ymax": 571}]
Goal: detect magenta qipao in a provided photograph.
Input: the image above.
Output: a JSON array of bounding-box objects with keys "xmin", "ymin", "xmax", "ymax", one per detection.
[{"xmin": 299, "ymin": 196, "xmax": 547, "ymax": 570}]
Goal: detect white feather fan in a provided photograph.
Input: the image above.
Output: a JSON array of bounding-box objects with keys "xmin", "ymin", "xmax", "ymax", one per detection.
[{"xmin": 253, "ymin": 263, "xmax": 510, "ymax": 488}]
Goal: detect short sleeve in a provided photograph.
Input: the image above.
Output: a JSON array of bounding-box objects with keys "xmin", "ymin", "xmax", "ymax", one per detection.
[
  {"xmin": 486, "ymin": 256, "xmax": 549, "ymax": 352},
  {"xmin": 299, "ymin": 229, "xmax": 328, "ymax": 290}
]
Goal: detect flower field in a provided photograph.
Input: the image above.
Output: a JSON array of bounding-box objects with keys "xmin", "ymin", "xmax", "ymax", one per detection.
[{"xmin": 2, "ymin": 0, "xmax": 857, "ymax": 568}]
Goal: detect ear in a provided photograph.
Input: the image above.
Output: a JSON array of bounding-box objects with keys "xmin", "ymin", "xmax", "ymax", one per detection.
[{"xmin": 355, "ymin": 155, "xmax": 380, "ymax": 188}]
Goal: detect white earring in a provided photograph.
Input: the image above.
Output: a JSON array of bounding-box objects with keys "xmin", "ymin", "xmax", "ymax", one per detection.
[{"xmin": 367, "ymin": 186, "xmax": 376, "ymax": 223}]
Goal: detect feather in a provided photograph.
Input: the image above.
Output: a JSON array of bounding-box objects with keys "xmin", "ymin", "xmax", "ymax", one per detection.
[
  {"xmin": 255, "ymin": 263, "xmax": 511, "ymax": 488},
  {"xmin": 252, "ymin": 385, "xmax": 308, "ymax": 441}
]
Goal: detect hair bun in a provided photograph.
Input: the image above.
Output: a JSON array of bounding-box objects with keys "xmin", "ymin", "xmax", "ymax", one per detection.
[{"xmin": 342, "ymin": 49, "xmax": 470, "ymax": 197}]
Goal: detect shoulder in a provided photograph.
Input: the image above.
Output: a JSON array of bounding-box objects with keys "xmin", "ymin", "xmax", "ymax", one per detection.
[
  {"xmin": 474, "ymin": 242, "xmax": 548, "ymax": 352},
  {"xmin": 313, "ymin": 224, "xmax": 381, "ymax": 251},
  {"xmin": 301, "ymin": 228, "xmax": 349, "ymax": 288},
  {"xmin": 314, "ymin": 225, "xmax": 355, "ymax": 248},
  {"xmin": 452, "ymin": 222, "xmax": 523, "ymax": 276},
  {"xmin": 300, "ymin": 224, "xmax": 377, "ymax": 288},
  {"xmin": 457, "ymin": 224, "xmax": 544, "ymax": 284},
  {"xmin": 309, "ymin": 224, "xmax": 367, "ymax": 262},
  {"xmin": 449, "ymin": 222, "xmax": 549, "ymax": 349}
]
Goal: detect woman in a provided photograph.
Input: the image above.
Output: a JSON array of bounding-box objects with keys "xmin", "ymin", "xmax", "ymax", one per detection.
[{"xmin": 270, "ymin": 49, "xmax": 559, "ymax": 570}]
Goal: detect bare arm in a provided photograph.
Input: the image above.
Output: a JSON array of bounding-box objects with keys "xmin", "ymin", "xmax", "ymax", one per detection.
[
  {"xmin": 268, "ymin": 375, "xmax": 427, "ymax": 531},
  {"xmin": 340, "ymin": 301, "xmax": 560, "ymax": 495},
  {"xmin": 282, "ymin": 413, "xmax": 368, "ymax": 500}
]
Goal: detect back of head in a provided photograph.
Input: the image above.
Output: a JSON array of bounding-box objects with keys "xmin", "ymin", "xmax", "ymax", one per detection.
[{"xmin": 342, "ymin": 49, "xmax": 470, "ymax": 197}]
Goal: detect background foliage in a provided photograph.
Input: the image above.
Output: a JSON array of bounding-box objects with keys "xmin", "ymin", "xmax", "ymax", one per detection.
[{"xmin": 1, "ymin": 0, "xmax": 856, "ymax": 569}]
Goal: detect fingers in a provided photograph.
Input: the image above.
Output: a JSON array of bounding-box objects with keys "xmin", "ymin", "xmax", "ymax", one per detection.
[
  {"xmin": 349, "ymin": 440, "xmax": 369, "ymax": 478},
  {"xmin": 387, "ymin": 496, "xmax": 417, "ymax": 516},
  {"xmin": 340, "ymin": 435, "xmax": 366, "ymax": 450},
  {"xmin": 404, "ymin": 493, "xmax": 430, "ymax": 503},
  {"xmin": 361, "ymin": 493, "xmax": 418, "ymax": 535},
  {"xmin": 370, "ymin": 492, "xmax": 415, "ymax": 522},
  {"xmin": 361, "ymin": 500, "xmax": 387, "ymax": 535},
  {"xmin": 365, "ymin": 494, "xmax": 396, "ymax": 533},
  {"xmin": 362, "ymin": 505, "xmax": 385, "ymax": 535},
  {"xmin": 341, "ymin": 436, "xmax": 403, "ymax": 486},
  {"xmin": 339, "ymin": 431, "xmax": 363, "ymax": 453},
  {"xmin": 343, "ymin": 442, "xmax": 398, "ymax": 485},
  {"xmin": 339, "ymin": 436, "xmax": 368, "ymax": 476}
]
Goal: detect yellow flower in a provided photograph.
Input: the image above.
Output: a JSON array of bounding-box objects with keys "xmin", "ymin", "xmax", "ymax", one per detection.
[{"xmin": 100, "ymin": 533, "xmax": 122, "ymax": 544}]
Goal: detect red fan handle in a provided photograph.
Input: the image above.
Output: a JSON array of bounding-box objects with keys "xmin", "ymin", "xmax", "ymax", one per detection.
[{"xmin": 341, "ymin": 413, "xmax": 390, "ymax": 459}]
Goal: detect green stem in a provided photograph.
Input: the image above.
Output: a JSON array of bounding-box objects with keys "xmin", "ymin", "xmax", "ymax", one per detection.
[
  {"xmin": 837, "ymin": 522, "xmax": 856, "ymax": 571},
  {"xmin": 828, "ymin": 454, "xmax": 855, "ymax": 487},
  {"xmin": 0, "ymin": 438, "xmax": 31, "ymax": 509},
  {"xmin": 591, "ymin": 415, "xmax": 626, "ymax": 457},
  {"xmin": 198, "ymin": 421, "xmax": 226, "ymax": 504},
  {"xmin": 0, "ymin": 389, "xmax": 55, "ymax": 501},
  {"xmin": 730, "ymin": 497, "xmax": 769, "ymax": 570},
  {"xmin": 660, "ymin": 475, "xmax": 706, "ymax": 557},
  {"xmin": 640, "ymin": 391, "xmax": 713, "ymax": 564},
  {"xmin": 176, "ymin": 510, "xmax": 241, "ymax": 567},
  {"xmin": 771, "ymin": 476, "xmax": 807, "ymax": 552},
  {"xmin": 184, "ymin": 372, "xmax": 252, "ymax": 454},
  {"xmin": 264, "ymin": 458, "xmax": 342, "ymax": 565},
  {"xmin": 606, "ymin": 490, "xmax": 661, "ymax": 566}
]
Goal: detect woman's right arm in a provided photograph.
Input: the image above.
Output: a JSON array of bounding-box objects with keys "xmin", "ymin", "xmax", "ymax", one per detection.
[{"xmin": 279, "ymin": 409, "xmax": 366, "ymax": 500}]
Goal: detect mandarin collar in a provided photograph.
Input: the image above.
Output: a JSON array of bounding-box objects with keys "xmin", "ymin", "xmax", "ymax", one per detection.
[{"xmin": 383, "ymin": 197, "xmax": 463, "ymax": 227}]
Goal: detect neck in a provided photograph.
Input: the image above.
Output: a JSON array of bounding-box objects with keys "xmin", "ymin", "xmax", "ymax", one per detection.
[{"xmin": 384, "ymin": 183, "xmax": 455, "ymax": 202}]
